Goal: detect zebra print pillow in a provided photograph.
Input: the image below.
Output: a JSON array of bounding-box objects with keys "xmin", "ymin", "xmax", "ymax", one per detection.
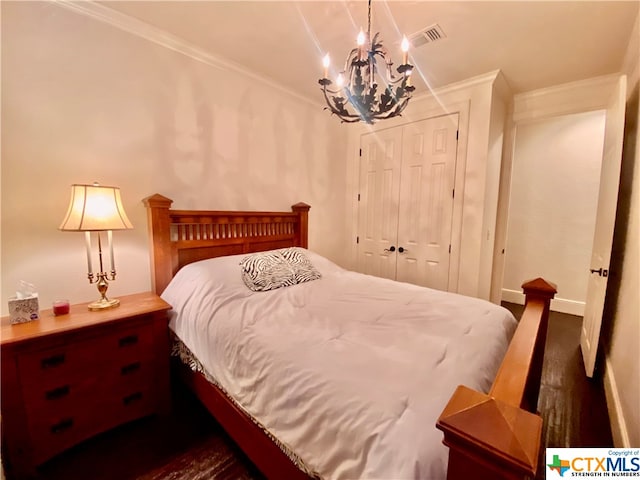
[
  {"xmin": 239, "ymin": 248, "xmax": 321, "ymax": 292},
  {"xmin": 279, "ymin": 247, "xmax": 322, "ymax": 284},
  {"xmin": 239, "ymin": 251, "xmax": 297, "ymax": 292}
]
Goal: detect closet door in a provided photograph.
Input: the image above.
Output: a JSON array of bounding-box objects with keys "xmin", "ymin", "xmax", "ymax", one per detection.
[
  {"xmin": 396, "ymin": 114, "xmax": 459, "ymax": 290},
  {"xmin": 356, "ymin": 128, "xmax": 403, "ymax": 280}
]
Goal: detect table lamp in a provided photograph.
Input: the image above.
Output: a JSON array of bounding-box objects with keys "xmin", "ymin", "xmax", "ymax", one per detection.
[{"xmin": 59, "ymin": 183, "xmax": 133, "ymax": 311}]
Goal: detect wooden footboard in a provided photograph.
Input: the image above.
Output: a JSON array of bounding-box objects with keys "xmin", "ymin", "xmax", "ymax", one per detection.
[{"xmin": 437, "ymin": 278, "xmax": 557, "ymax": 480}]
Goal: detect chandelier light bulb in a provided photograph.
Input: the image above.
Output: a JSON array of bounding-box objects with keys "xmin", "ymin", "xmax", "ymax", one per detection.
[
  {"xmin": 357, "ymin": 28, "xmax": 366, "ymax": 61},
  {"xmin": 323, "ymin": 54, "xmax": 330, "ymax": 78},
  {"xmin": 401, "ymin": 36, "xmax": 410, "ymax": 64}
]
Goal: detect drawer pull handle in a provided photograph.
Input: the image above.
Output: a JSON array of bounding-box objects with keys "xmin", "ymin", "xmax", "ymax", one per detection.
[
  {"xmin": 45, "ymin": 385, "xmax": 70, "ymax": 400},
  {"xmin": 50, "ymin": 418, "xmax": 74, "ymax": 434},
  {"xmin": 121, "ymin": 362, "xmax": 141, "ymax": 375},
  {"xmin": 118, "ymin": 335, "xmax": 139, "ymax": 347},
  {"xmin": 123, "ymin": 392, "xmax": 143, "ymax": 406},
  {"xmin": 41, "ymin": 353, "xmax": 65, "ymax": 369}
]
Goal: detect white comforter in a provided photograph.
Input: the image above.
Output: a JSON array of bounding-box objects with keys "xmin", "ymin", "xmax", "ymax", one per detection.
[{"xmin": 162, "ymin": 250, "xmax": 517, "ymax": 480}]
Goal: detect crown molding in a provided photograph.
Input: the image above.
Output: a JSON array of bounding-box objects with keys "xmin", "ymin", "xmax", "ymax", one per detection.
[
  {"xmin": 513, "ymin": 73, "xmax": 622, "ymax": 103},
  {"xmin": 54, "ymin": 0, "xmax": 320, "ymax": 108},
  {"xmin": 408, "ymin": 70, "xmax": 502, "ymax": 106}
]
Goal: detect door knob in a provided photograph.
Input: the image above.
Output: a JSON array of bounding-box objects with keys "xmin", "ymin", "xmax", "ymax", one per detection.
[
  {"xmin": 384, "ymin": 246, "xmax": 396, "ymax": 253},
  {"xmin": 398, "ymin": 246, "xmax": 406, "ymax": 253},
  {"xmin": 590, "ymin": 268, "xmax": 608, "ymax": 277}
]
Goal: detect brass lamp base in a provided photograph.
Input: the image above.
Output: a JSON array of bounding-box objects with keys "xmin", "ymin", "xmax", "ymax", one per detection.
[
  {"xmin": 88, "ymin": 297, "xmax": 120, "ymax": 311},
  {"xmin": 87, "ymin": 270, "xmax": 120, "ymax": 311}
]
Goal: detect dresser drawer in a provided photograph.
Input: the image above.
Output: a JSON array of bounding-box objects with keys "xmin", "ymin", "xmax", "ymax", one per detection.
[
  {"xmin": 21, "ymin": 373, "xmax": 100, "ymax": 412},
  {"xmin": 103, "ymin": 384, "xmax": 156, "ymax": 427},
  {"xmin": 27, "ymin": 401, "xmax": 105, "ymax": 464},
  {"xmin": 101, "ymin": 322, "xmax": 155, "ymax": 360},
  {"xmin": 16, "ymin": 338, "xmax": 107, "ymax": 389},
  {"xmin": 105, "ymin": 356, "xmax": 157, "ymax": 391}
]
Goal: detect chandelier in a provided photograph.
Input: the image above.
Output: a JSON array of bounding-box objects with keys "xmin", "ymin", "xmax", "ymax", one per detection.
[{"xmin": 318, "ymin": 0, "xmax": 415, "ymax": 124}]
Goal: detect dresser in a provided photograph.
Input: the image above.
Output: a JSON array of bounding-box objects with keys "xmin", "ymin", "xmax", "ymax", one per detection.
[{"xmin": 0, "ymin": 292, "xmax": 172, "ymax": 478}]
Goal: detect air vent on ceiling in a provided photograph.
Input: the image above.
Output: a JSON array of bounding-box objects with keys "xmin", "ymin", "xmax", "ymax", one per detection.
[{"xmin": 409, "ymin": 24, "xmax": 446, "ymax": 48}]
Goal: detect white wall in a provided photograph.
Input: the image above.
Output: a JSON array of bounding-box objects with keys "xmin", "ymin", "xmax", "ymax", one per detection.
[
  {"xmin": 502, "ymin": 110, "xmax": 606, "ymax": 315},
  {"xmin": 603, "ymin": 9, "xmax": 640, "ymax": 448},
  {"xmin": 0, "ymin": 2, "xmax": 349, "ymax": 316}
]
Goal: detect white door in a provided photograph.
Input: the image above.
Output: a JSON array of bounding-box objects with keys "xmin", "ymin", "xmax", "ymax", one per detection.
[
  {"xmin": 396, "ymin": 114, "xmax": 459, "ymax": 289},
  {"xmin": 356, "ymin": 114, "xmax": 458, "ymax": 291},
  {"xmin": 580, "ymin": 76, "xmax": 627, "ymax": 377},
  {"xmin": 357, "ymin": 127, "xmax": 403, "ymax": 280}
]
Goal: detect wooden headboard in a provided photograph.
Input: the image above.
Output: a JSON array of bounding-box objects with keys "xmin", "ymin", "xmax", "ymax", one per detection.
[{"xmin": 143, "ymin": 194, "xmax": 310, "ymax": 294}]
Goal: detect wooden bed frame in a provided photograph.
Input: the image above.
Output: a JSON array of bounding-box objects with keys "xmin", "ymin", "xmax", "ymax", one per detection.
[{"xmin": 144, "ymin": 193, "xmax": 557, "ymax": 480}]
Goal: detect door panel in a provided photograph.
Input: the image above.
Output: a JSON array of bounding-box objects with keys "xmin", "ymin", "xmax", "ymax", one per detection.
[
  {"xmin": 357, "ymin": 128, "xmax": 403, "ymax": 280},
  {"xmin": 396, "ymin": 114, "xmax": 459, "ymax": 290},
  {"xmin": 357, "ymin": 114, "xmax": 458, "ymax": 291},
  {"xmin": 580, "ymin": 76, "xmax": 627, "ymax": 377}
]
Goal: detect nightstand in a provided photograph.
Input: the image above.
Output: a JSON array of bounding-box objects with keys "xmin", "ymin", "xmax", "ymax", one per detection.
[{"xmin": 0, "ymin": 292, "xmax": 172, "ymax": 478}]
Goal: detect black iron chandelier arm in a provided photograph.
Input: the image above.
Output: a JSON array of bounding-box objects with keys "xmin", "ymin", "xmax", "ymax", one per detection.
[
  {"xmin": 374, "ymin": 98, "xmax": 411, "ymax": 121},
  {"xmin": 343, "ymin": 48, "xmax": 359, "ymax": 73},
  {"xmin": 320, "ymin": 85, "xmax": 364, "ymax": 123}
]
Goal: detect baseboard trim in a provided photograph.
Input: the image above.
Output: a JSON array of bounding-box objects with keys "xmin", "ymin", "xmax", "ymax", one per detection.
[
  {"xmin": 501, "ymin": 289, "xmax": 525, "ymax": 305},
  {"xmin": 603, "ymin": 358, "xmax": 631, "ymax": 447},
  {"xmin": 501, "ymin": 288, "xmax": 585, "ymax": 316}
]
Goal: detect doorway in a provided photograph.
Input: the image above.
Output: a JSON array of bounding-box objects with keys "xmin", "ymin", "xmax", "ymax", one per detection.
[
  {"xmin": 502, "ymin": 110, "xmax": 606, "ymax": 316},
  {"xmin": 498, "ymin": 74, "xmax": 627, "ymax": 378}
]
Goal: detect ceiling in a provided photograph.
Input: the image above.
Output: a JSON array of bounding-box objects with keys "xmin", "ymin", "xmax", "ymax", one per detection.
[{"xmin": 99, "ymin": 1, "xmax": 639, "ymax": 103}]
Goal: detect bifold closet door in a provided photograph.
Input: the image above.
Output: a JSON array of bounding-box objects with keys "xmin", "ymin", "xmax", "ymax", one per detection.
[
  {"xmin": 396, "ymin": 114, "xmax": 458, "ymax": 290},
  {"xmin": 356, "ymin": 114, "xmax": 458, "ymax": 291},
  {"xmin": 357, "ymin": 127, "xmax": 403, "ymax": 280}
]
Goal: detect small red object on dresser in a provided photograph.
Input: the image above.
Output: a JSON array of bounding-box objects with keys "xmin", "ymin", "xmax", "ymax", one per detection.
[{"xmin": 52, "ymin": 300, "xmax": 70, "ymax": 316}]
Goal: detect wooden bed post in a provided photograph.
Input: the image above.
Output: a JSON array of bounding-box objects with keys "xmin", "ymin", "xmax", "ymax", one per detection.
[
  {"xmin": 143, "ymin": 194, "xmax": 174, "ymax": 295},
  {"xmin": 291, "ymin": 202, "xmax": 310, "ymax": 249},
  {"xmin": 437, "ymin": 277, "xmax": 557, "ymax": 480},
  {"xmin": 493, "ymin": 278, "xmax": 557, "ymax": 413}
]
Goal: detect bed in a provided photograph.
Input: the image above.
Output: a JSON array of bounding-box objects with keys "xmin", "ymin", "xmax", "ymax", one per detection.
[{"xmin": 144, "ymin": 194, "xmax": 556, "ymax": 480}]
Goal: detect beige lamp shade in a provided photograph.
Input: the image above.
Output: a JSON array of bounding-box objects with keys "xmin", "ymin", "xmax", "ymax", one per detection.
[{"xmin": 59, "ymin": 183, "xmax": 133, "ymax": 231}]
